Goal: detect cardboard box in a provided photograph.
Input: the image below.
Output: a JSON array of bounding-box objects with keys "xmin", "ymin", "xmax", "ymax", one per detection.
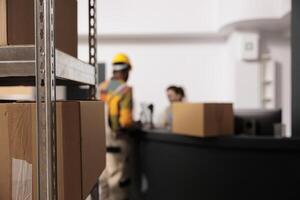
[
  {"xmin": 172, "ymin": 103, "xmax": 234, "ymax": 137},
  {"xmin": 0, "ymin": 101, "xmax": 106, "ymax": 200},
  {"xmin": 0, "ymin": 0, "xmax": 78, "ymax": 57},
  {"xmin": 0, "ymin": 0, "xmax": 6, "ymax": 45}
]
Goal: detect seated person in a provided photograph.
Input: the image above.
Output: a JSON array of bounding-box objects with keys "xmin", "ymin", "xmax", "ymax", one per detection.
[{"xmin": 162, "ymin": 85, "xmax": 186, "ymax": 129}]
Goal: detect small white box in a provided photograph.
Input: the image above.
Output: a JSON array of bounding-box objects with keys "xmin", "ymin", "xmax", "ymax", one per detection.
[{"xmin": 240, "ymin": 33, "xmax": 260, "ymax": 61}]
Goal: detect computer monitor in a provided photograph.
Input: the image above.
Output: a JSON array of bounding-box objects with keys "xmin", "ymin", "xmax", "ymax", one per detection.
[{"xmin": 234, "ymin": 109, "xmax": 282, "ymax": 136}]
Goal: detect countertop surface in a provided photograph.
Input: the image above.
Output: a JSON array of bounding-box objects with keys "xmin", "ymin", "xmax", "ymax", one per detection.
[{"xmin": 136, "ymin": 128, "xmax": 300, "ymax": 151}]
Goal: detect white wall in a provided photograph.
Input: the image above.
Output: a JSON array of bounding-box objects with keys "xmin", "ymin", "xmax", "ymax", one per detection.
[
  {"xmin": 78, "ymin": 0, "xmax": 218, "ymax": 35},
  {"xmin": 225, "ymin": 32, "xmax": 262, "ymax": 109},
  {"xmin": 79, "ymin": 33, "xmax": 291, "ymax": 132},
  {"xmin": 279, "ymin": 0, "xmax": 292, "ymax": 16},
  {"xmin": 78, "ymin": 0, "xmax": 291, "ymax": 35},
  {"xmin": 79, "ymin": 38, "xmax": 234, "ymax": 123},
  {"xmin": 217, "ymin": 0, "xmax": 291, "ymax": 29},
  {"xmin": 78, "ymin": 0, "xmax": 291, "ymax": 132},
  {"xmin": 99, "ymin": 0, "xmax": 218, "ymax": 34},
  {"xmin": 224, "ymin": 31, "xmax": 291, "ymax": 135},
  {"xmin": 261, "ymin": 33, "xmax": 291, "ymax": 135}
]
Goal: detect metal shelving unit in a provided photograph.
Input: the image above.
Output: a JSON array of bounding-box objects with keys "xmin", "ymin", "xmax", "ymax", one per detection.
[
  {"xmin": 0, "ymin": 0, "xmax": 98, "ymax": 199},
  {"xmin": 0, "ymin": 45, "xmax": 96, "ymax": 85}
]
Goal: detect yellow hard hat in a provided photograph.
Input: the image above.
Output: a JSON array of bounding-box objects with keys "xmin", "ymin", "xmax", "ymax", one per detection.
[{"xmin": 112, "ymin": 53, "xmax": 132, "ymax": 71}]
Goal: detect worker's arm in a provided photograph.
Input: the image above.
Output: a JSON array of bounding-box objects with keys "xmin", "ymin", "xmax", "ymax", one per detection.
[
  {"xmin": 99, "ymin": 81, "xmax": 108, "ymax": 101},
  {"xmin": 119, "ymin": 87, "xmax": 133, "ymax": 128}
]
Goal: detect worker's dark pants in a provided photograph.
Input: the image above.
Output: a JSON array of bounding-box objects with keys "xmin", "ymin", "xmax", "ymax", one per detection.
[{"xmin": 91, "ymin": 183, "xmax": 99, "ymax": 200}]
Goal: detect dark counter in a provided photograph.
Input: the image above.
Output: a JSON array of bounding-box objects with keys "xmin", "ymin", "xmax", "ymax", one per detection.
[
  {"xmin": 141, "ymin": 129, "xmax": 300, "ymax": 150},
  {"xmin": 131, "ymin": 129, "xmax": 300, "ymax": 200}
]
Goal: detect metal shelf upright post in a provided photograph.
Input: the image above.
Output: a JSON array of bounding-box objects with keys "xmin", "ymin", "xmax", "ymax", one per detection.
[
  {"xmin": 34, "ymin": 0, "xmax": 57, "ymax": 199},
  {"xmin": 33, "ymin": 0, "xmax": 98, "ymax": 199}
]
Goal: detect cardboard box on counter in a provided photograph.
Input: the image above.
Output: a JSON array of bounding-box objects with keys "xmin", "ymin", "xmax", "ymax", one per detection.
[
  {"xmin": 0, "ymin": 0, "xmax": 78, "ymax": 57},
  {"xmin": 172, "ymin": 103, "xmax": 234, "ymax": 137},
  {"xmin": 0, "ymin": 101, "xmax": 106, "ymax": 200}
]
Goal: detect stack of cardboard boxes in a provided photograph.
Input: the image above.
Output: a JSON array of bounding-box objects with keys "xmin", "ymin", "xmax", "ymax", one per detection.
[
  {"xmin": 0, "ymin": 1, "xmax": 106, "ymax": 199},
  {"xmin": 0, "ymin": 101, "xmax": 106, "ymax": 200}
]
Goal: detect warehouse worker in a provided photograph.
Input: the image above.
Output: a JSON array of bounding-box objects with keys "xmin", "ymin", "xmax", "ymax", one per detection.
[
  {"xmin": 99, "ymin": 53, "xmax": 133, "ymax": 200},
  {"xmin": 162, "ymin": 85, "xmax": 185, "ymax": 129}
]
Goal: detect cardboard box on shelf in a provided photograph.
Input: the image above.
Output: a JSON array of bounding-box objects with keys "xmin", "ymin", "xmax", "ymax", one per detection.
[
  {"xmin": 0, "ymin": 101, "xmax": 106, "ymax": 200},
  {"xmin": 0, "ymin": 0, "xmax": 6, "ymax": 45},
  {"xmin": 172, "ymin": 103, "xmax": 234, "ymax": 137},
  {"xmin": 0, "ymin": 86, "xmax": 34, "ymax": 101},
  {"xmin": 0, "ymin": 0, "xmax": 78, "ymax": 57}
]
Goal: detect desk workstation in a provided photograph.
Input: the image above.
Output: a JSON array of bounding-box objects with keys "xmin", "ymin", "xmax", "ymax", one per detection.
[
  {"xmin": 131, "ymin": 129, "xmax": 300, "ymax": 200},
  {"xmin": 127, "ymin": 101, "xmax": 293, "ymax": 200}
]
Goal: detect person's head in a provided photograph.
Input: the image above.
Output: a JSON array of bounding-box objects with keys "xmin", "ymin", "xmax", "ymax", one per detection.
[
  {"xmin": 166, "ymin": 86, "xmax": 178, "ymax": 103},
  {"xmin": 166, "ymin": 86, "xmax": 185, "ymax": 103},
  {"xmin": 112, "ymin": 53, "xmax": 132, "ymax": 82},
  {"xmin": 176, "ymin": 87, "xmax": 185, "ymax": 101}
]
